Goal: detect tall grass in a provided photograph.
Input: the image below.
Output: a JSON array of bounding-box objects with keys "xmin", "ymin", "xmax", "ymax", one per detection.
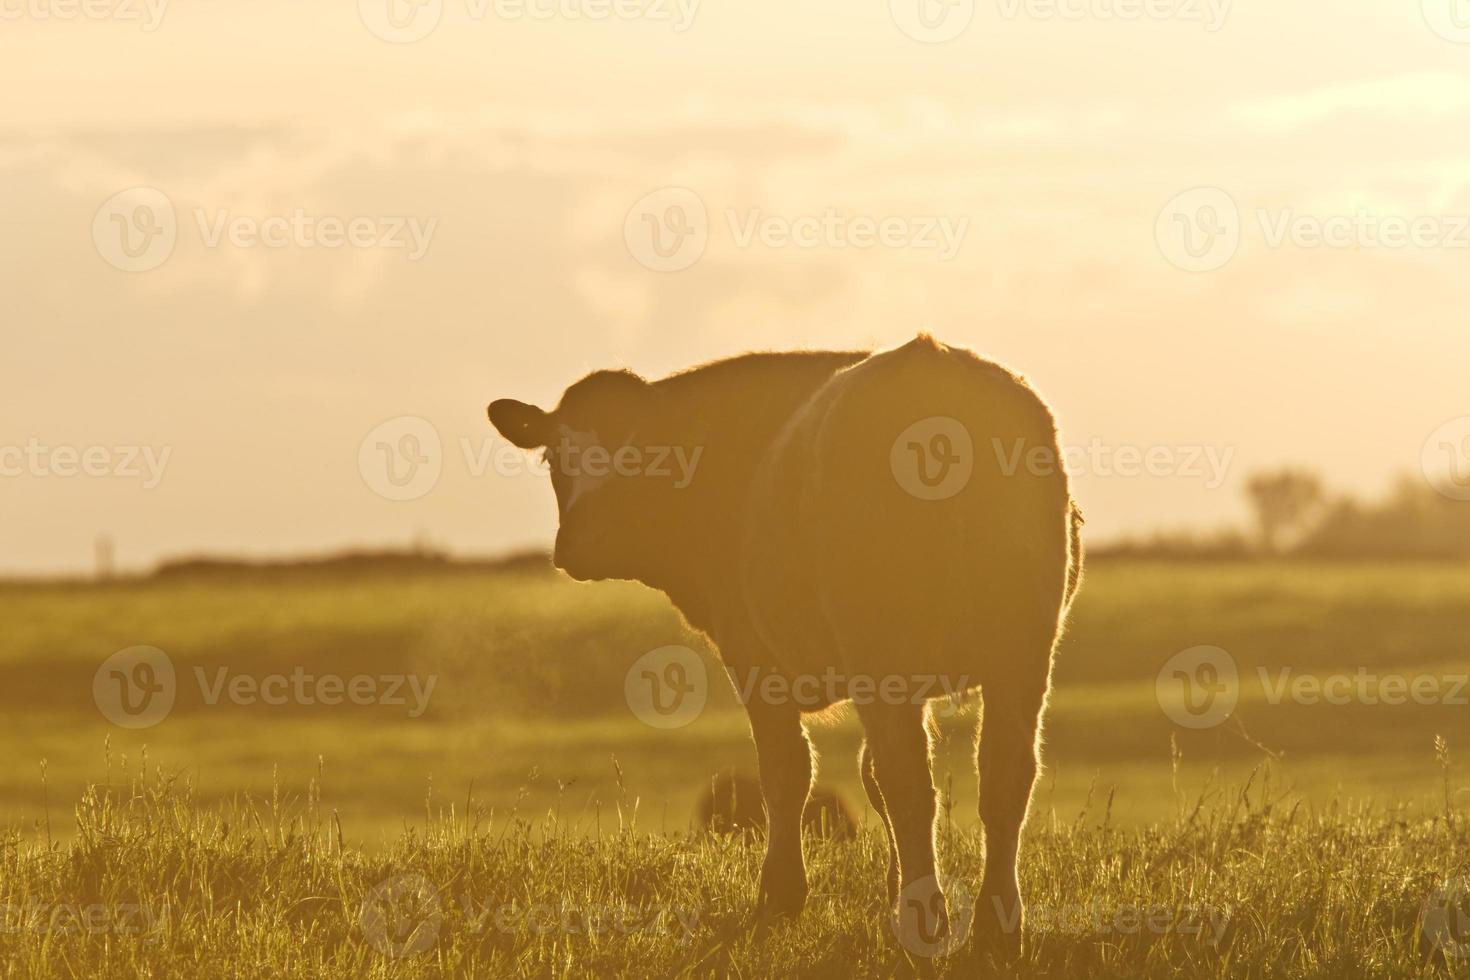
[{"xmin": 1, "ymin": 749, "xmax": 1465, "ymax": 978}]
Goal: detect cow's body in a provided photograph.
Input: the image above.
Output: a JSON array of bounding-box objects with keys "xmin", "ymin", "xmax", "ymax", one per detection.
[
  {"xmin": 488, "ymin": 335, "xmax": 1082, "ymax": 961},
  {"xmin": 740, "ymin": 337, "xmax": 1073, "ymax": 690}
]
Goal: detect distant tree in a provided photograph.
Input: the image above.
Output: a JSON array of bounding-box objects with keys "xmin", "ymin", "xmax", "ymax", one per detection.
[
  {"xmin": 1296, "ymin": 476, "xmax": 1470, "ymax": 558},
  {"xmin": 1245, "ymin": 469, "xmax": 1325, "ymax": 554},
  {"xmin": 1089, "ymin": 527, "xmax": 1253, "ymax": 561}
]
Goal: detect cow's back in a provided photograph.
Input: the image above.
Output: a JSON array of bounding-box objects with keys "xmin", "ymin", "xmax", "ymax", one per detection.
[{"xmin": 740, "ymin": 336, "xmax": 1074, "ymax": 689}]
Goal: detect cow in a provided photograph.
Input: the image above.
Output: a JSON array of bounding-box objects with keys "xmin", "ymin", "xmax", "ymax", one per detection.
[
  {"xmin": 488, "ymin": 335, "xmax": 1083, "ymax": 960},
  {"xmin": 696, "ymin": 768, "xmax": 857, "ymax": 841}
]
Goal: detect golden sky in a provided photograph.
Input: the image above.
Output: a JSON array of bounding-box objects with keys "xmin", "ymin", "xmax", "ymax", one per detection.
[{"xmin": 4, "ymin": 0, "xmax": 1470, "ymax": 572}]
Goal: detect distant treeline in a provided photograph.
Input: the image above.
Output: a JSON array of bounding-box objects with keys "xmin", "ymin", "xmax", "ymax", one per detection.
[
  {"xmin": 35, "ymin": 466, "xmax": 1470, "ymax": 584},
  {"xmin": 151, "ymin": 547, "xmax": 555, "ymax": 579},
  {"xmin": 1095, "ymin": 470, "xmax": 1470, "ymax": 560}
]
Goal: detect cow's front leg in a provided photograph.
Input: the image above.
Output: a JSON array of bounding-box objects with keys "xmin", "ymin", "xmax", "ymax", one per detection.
[{"xmin": 746, "ymin": 695, "xmax": 813, "ymax": 919}]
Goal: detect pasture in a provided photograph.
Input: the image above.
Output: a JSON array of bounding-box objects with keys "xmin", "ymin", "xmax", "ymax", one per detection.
[
  {"xmin": 1, "ymin": 559, "xmax": 1468, "ymax": 976},
  {"xmin": 1, "ymin": 767, "xmax": 1465, "ymax": 978}
]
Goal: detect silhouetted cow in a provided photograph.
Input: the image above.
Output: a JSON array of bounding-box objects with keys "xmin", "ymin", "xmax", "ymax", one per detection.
[
  {"xmin": 696, "ymin": 768, "xmax": 856, "ymax": 840},
  {"xmin": 489, "ymin": 336, "xmax": 1082, "ymax": 959}
]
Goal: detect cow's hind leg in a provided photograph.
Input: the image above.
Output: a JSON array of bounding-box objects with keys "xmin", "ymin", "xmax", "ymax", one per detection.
[
  {"xmin": 860, "ymin": 702, "xmax": 948, "ymax": 948},
  {"xmin": 748, "ymin": 699, "xmax": 813, "ymax": 919},
  {"xmin": 973, "ymin": 671, "xmax": 1049, "ymax": 961},
  {"xmin": 858, "ymin": 739, "xmax": 899, "ymax": 904}
]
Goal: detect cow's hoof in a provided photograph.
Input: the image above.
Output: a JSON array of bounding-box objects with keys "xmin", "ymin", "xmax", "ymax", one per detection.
[
  {"xmin": 891, "ymin": 877, "xmax": 953, "ymax": 959},
  {"xmin": 756, "ymin": 862, "xmax": 808, "ymax": 924},
  {"xmin": 968, "ymin": 895, "xmax": 1024, "ymax": 968},
  {"xmin": 756, "ymin": 886, "xmax": 808, "ymax": 923}
]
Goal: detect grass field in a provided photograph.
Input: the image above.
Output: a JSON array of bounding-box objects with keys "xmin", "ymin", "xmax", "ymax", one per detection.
[
  {"xmin": 2, "ymin": 559, "xmax": 1469, "ymax": 976},
  {"xmin": 0, "ymin": 758, "xmax": 1466, "ymax": 977},
  {"xmin": 2, "ymin": 559, "xmax": 1467, "ymax": 839}
]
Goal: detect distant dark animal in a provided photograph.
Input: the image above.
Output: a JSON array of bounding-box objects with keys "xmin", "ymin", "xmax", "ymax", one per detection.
[
  {"xmin": 488, "ymin": 335, "xmax": 1083, "ymax": 959},
  {"xmin": 696, "ymin": 769, "xmax": 856, "ymax": 840}
]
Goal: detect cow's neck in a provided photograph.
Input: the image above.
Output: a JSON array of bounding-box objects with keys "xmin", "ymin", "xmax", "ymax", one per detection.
[{"xmin": 625, "ymin": 348, "xmax": 870, "ymax": 640}]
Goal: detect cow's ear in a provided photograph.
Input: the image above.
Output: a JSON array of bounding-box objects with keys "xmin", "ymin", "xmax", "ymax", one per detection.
[{"xmin": 488, "ymin": 398, "xmax": 552, "ymax": 448}]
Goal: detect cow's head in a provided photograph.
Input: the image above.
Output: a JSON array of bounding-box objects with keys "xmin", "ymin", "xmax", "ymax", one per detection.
[{"xmin": 488, "ymin": 370, "xmax": 696, "ymax": 583}]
